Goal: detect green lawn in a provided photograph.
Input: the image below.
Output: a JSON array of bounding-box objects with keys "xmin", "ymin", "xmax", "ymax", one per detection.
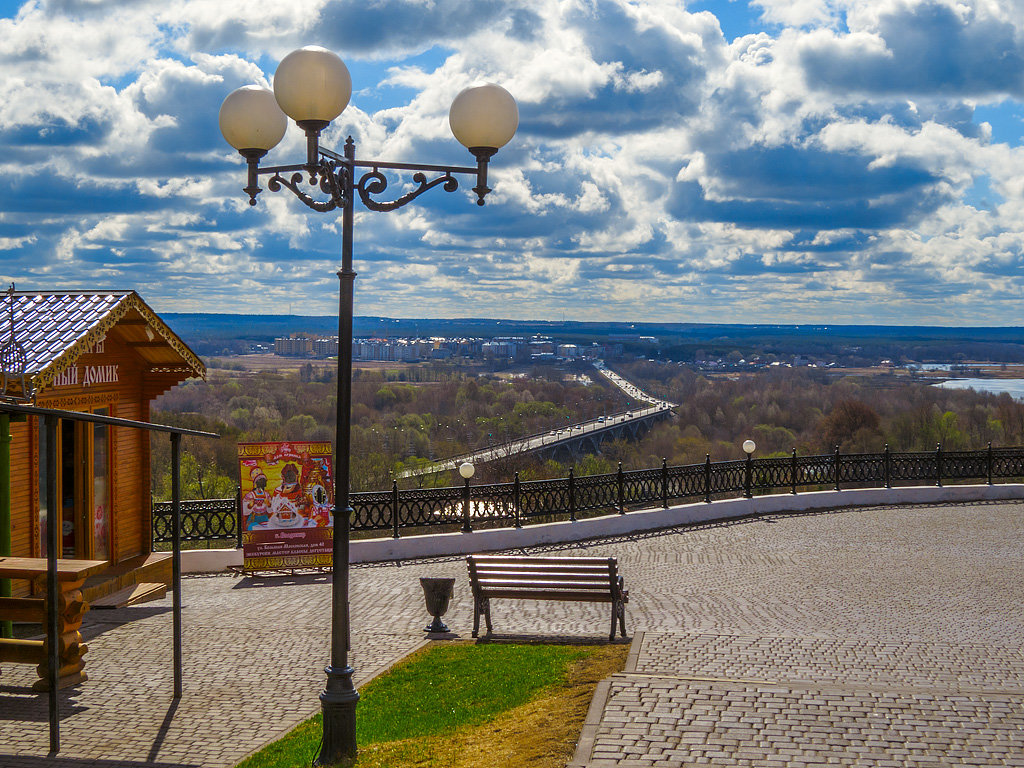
[{"xmin": 235, "ymin": 642, "xmax": 593, "ymax": 768}]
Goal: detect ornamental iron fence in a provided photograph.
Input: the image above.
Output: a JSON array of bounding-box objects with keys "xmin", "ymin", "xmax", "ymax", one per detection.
[{"xmin": 152, "ymin": 443, "xmax": 1024, "ymax": 546}]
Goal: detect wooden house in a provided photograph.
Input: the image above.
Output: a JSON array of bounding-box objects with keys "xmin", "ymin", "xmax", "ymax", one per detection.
[{"xmin": 2, "ymin": 290, "xmax": 205, "ymax": 600}]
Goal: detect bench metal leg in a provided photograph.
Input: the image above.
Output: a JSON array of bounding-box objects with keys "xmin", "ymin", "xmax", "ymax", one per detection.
[
  {"xmin": 616, "ymin": 600, "xmax": 627, "ymax": 639},
  {"xmin": 472, "ymin": 597, "xmax": 492, "ymax": 638},
  {"xmin": 482, "ymin": 597, "xmax": 492, "ymax": 636}
]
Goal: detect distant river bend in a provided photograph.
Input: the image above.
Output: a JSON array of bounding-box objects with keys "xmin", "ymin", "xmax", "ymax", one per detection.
[{"xmin": 932, "ymin": 378, "xmax": 1024, "ymax": 400}]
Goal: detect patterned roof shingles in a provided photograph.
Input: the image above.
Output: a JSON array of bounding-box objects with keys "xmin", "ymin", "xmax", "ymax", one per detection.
[{"xmin": 1, "ymin": 291, "xmax": 130, "ymax": 375}]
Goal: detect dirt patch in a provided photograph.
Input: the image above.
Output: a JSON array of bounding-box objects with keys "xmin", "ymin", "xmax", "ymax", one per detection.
[{"xmin": 357, "ymin": 642, "xmax": 630, "ymax": 768}]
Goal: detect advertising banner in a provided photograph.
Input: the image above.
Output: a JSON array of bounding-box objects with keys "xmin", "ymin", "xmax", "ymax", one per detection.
[{"xmin": 238, "ymin": 441, "xmax": 334, "ymax": 571}]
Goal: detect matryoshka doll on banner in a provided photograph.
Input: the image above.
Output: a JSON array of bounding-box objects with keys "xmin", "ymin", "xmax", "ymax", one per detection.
[{"xmin": 237, "ymin": 441, "xmax": 335, "ymax": 571}]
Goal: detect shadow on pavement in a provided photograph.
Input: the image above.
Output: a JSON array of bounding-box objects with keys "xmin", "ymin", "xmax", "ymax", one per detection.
[
  {"xmin": 0, "ymin": 755, "xmax": 199, "ymax": 768},
  {"xmin": 0, "ymin": 686, "xmax": 89, "ymax": 721}
]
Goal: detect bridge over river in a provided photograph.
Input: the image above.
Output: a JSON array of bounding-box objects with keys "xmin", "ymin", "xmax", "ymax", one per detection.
[{"xmin": 402, "ymin": 362, "xmax": 676, "ymax": 478}]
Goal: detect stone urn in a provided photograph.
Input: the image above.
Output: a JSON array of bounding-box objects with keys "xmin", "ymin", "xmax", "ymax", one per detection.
[{"xmin": 419, "ymin": 577, "xmax": 456, "ymax": 633}]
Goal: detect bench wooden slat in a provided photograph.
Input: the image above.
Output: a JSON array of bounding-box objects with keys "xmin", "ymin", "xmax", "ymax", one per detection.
[
  {"xmin": 0, "ymin": 637, "xmax": 45, "ymax": 664},
  {"xmin": 468, "ymin": 557, "xmax": 610, "ymax": 569},
  {"xmin": 475, "ymin": 573, "xmax": 610, "ymax": 585},
  {"xmin": 475, "ymin": 581, "xmax": 610, "ymax": 593},
  {"xmin": 480, "ymin": 589, "xmax": 616, "ymax": 602},
  {"xmin": 0, "ymin": 596, "xmax": 46, "ymax": 623},
  {"xmin": 473, "ymin": 569, "xmax": 614, "ymax": 581}
]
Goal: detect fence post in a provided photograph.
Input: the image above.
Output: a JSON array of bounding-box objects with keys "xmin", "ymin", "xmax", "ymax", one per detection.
[
  {"xmin": 936, "ymin": 443, "xmax": 942, "ymax": 487},
  {"xmin": 884, "ymin": 444, "xmax": 891, "ymax": 489},
  {"xmin": 791, "ymin": 449, "xmax": 798, "ymax": 495},
  {"xmin": 391, "ymin": 480, "xmax": 400, "ymax": 539},
  {"xmin": 834, "ymin": 445, "xmax": 841, "ymax": 491},
  {"xmin": 568, "ymin": 468, "xmax": 576, "ymax": 522},
  {"xmin": 513, "ymin": 472, "xmax": 522, "ymax": 528},
  {"xmin": 235, "ymin": 485, "xmax": 243, "ymax": 549},
  {"xmin": 704, "ymin": 454, "xmax": 712, "ymax": 503},
  {"xmin": 744, "ymin": 451, "xmax": 753, "ymax": 499},
  {"xmin": 617, "ymin": 462, "xmax": 625, "ymax": 514},
  {"xmin": 987, "ymin": 441, "xmax": 993, "ymax": 485},
  {"xmin": 661, "ymin": 457, "xmax": 669, "ymax": 509}
]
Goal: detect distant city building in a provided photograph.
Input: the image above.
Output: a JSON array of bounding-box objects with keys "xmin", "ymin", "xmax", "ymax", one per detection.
[
  {"xmin": 274, "ymin": 335, "xmax": 314, "ymax": 357},
  {"xmin": 312, "ymin": 338, "xmax": 338, "ymax": 357},
  {"xmin": 608, "ymin": 334, "xmax": 659, "ymax": 344},
  {"xmin": 270, "ymin": 330, "xmax": 634, "ymax": 363}
]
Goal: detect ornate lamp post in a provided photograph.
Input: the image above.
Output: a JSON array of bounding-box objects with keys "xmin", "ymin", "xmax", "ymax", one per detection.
[{"xmin": 219, "ymin": 46, "xmax": 517, "ymax": 767}]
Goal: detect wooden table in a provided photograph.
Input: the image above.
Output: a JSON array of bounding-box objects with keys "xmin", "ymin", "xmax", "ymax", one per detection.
[{"xmin": 0, "ymin": 556, "xmax": 108, "ymax": 689}]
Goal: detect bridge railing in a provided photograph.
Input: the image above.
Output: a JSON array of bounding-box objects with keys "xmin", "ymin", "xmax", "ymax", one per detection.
[
  {"xmin": 152, "ymin": 443, "xmax": 1024, "ymax": 546},
  {"xmin": 420, "ymin": 403, "xmax": 671, "ymax": 476}
]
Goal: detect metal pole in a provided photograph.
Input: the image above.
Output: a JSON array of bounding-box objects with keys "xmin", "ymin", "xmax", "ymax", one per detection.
[
  {"xmin": 391, "ymin": 480, "xmax": 399, "ymax": 540},
  {"xmin": 316, "ymin": 137, "xmax": 359, "ymax": 768},
  {"xmin": 235, "ymin": 484, "xmax": 243, "ymax": 550},
  {"xmin": 462, "ymin": 476, "xmax": 473, "ymax": 532},
  {"xmin": 744, "ymin": 452, "xmax": 752, "ymax": 499},
  {"xmin": 704, "ymin": 454, "xmax": 711, "ymax": 504},
  {"xmin": 568, "ymin": 468, "xmax": 576, "ymax": 522},
  {"xmin": 171, "ymin": 433, "xmax": 183, "ymax": 699},
  {"xmin": 791, "ymin": 448, "xmax": 797, "ymax": 495},
  {"xmin": 987, "ymin": 441, "xmax": 993, "ymax": 485},
  {"xmin": 617, "ymin": 462, "xmax": 625, "ymax": 514},
  {"xmin": 834, "ymin": 445, "xmax": 841, "ymax": 491},
  {"xmin": 45, "ymin": 414, "xmax": 59, "ymax": 754},
  {"xmin": 661, "ymin": 457, "xmax": 668, "ymax": 509},
  {"xmin": 0, "ymin": 413, "xmax": 11, "ymax": 639},
  {"xmin": 936, "ymin": 443, "xmax": 942, "ymax": 487},
  {"xmin": 884, "ymin": 444, "xmax": 891, "ymax": 489},
  {"xmin": 513, "ymin": 472, "xmax": 521, "ymax": 528}
]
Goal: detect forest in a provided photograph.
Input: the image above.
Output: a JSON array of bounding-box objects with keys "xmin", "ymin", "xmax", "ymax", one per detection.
[{"xmin": 150, "ymin": 360, "xmax": 1024, "ymax": 501}]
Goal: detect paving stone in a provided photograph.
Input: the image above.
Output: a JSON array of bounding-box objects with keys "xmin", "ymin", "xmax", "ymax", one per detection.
[{"xmin": 2, "ymin": 500, "xmax": 1023, "ymax": 767}]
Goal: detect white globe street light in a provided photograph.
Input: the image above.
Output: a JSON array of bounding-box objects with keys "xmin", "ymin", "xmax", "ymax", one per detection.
[
  {"xmin": 742, "ymin": 440, "xmax": 756, "ymax": 498},
  {"xmin": 273, "ymin": 46, "xmax": 352, "ymax": 125},
  {"xmin": 219, "ymin": 47, "xmax": 517, "ymax": 768},
  {"xmin": 459, "ymin": 462, "xmax": 475, "ymax": 534}
]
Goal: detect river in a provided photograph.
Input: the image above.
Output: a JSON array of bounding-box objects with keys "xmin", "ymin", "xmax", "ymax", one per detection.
[{"xmin": 932, "ymin": 378, "xmax": 1024, "ymax": 400}]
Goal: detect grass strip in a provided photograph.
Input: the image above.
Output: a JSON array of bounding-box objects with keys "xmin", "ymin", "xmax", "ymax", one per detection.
[{"xmin": 236, "ymin": 640, "xmax": 628, "ymax": 768}]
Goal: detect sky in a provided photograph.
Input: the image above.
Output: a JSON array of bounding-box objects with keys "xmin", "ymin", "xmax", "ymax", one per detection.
[{"xmin": 2, "ymin": 0, "xmax": 1024, "ymax": 326}]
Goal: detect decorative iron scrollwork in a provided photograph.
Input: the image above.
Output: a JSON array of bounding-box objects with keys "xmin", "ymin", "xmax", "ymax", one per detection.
[
  {"xmin": 267, "ymin": 159, "xmax": 350, "ymax": 212},
  {"xmin": 0, "ymin": 284, "xmax": 33, "ymax": 403},
  {"xmin": 356, "ymin": 168, "xmax": 459, "ymax": 212}
]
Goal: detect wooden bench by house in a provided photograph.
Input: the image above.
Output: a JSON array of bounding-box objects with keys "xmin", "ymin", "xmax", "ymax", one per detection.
[
  {"xmin": 466, "ymin": 555, "xmax": 629, "ymax": 641},
  {"xmin": 0, "ymin": 557, "xmax": 107, "ymax": 689}
]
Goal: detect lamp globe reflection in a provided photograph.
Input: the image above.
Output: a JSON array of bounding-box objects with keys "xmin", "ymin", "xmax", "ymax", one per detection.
[{"xmin": 218, "ymin": 47, "xmax": 517, "ymax": 768}]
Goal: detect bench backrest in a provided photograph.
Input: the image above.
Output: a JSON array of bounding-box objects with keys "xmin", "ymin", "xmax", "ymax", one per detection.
[{"xmin": 467, "ymin": 555, "xmax": 621, "ymax": 601}]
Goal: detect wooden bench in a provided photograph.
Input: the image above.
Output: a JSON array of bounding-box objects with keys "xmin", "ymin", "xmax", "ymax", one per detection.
[
  {"xmin": 0, "ymin": 557, "xmax": 107, "ymax": 689},
  {"xmin": 466, "ymin": 555, "xmax": 628, "ymax": 641}
]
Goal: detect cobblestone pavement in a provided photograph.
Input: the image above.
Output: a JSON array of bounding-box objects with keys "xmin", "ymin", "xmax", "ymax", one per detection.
[{"xmin": 1, "ymin": 500, "xmax": 1022, "ymax": 767}]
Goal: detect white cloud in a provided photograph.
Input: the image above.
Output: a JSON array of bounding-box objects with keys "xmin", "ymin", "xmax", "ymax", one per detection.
[{"xmin": 0, "ymin": 0, "xmax": 1023, "ymax": 323}]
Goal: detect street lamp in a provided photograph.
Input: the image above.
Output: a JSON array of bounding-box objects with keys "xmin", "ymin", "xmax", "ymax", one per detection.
[
  {"xmin": 742, "ymin": 439, "xmax": 756, "ymax": 498},
  {"xmin": 220, "ymin": 45, "xmax": 517, "ymax": 768},
  {"xmin": 459, "ymin": 461, "xmax": 475, "ymax": 533}
]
